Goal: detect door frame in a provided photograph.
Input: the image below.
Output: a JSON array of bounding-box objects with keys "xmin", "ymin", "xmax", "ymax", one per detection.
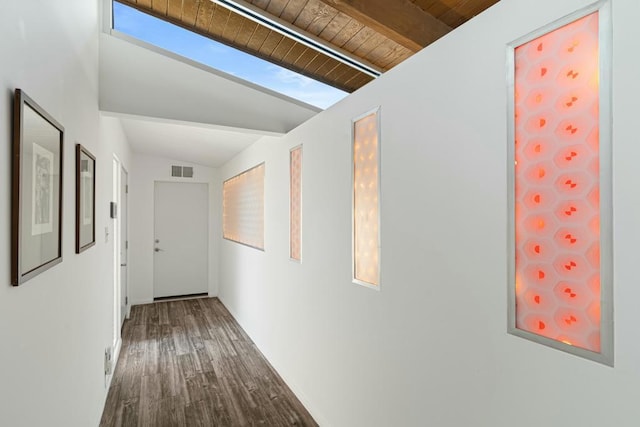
[
  {"xmin": 120, "ymin": 166, "xmax": 130, "ymax": 321},
  {"xmin": 112, "ymin": 156, "xmax": 121, "ymax": 348},
  {"xmin": 112, "ymin": 155, "xmax": 129, "ymax": 346}
]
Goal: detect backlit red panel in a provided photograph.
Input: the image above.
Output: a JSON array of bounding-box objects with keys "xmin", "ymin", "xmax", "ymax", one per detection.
[
  {"xmin": 353, "ymin": 111, "xmax": 380, "ymax": 286},
  {"xmin": 223, "ymin": 163, "xmax": 265, "ymax": 250},
  {"xmin": 290, "ymin": 146, "xmax": 302, "ymax": 260},
  {"xmin": 514, "ymin": 12, "xmax": 600, "ymax": 352}
]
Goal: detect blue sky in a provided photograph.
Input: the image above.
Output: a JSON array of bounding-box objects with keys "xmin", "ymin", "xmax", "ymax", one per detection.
[{"xmin": 113, "ymin": 2, "xmax": 348, "ymax": 109}]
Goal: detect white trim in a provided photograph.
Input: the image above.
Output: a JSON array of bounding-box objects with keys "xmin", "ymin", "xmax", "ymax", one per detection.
[
  {"xmin": 506, "ymin": 0, "xmax": 613, "ymax": 366},
  {"xmin": 120, "ymin": 166, "xmax": 130, "ymax": 321},
  {"xmin": 100, "ymin": 111, "xmax": 286, "ymax": 138},
  {"xmin": 104, "ymin": 337, "xmax": 121, "ymax": 390},
  {"xmin": 130, "ymin": 298, "xmax": 154, "ymax": 306},
  {"xmin": 112, "ymin": 155, "xmax": 122, "ymax": 349},
  {"xmin": 100, "ymin": 0, "xmax": 112, "ymax": 35}
]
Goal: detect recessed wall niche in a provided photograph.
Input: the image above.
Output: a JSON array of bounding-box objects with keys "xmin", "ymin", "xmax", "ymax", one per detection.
[
  {"xmin": 352, "ymin": 107, "xmax": 381, "ymax": 289},
  {"xmin": 507, "ymin": 1, "xmax": 612, "ymax": 365},
  {"xmin": 223, "ymin": 163, "xmax": 265, "ymax": 250}
]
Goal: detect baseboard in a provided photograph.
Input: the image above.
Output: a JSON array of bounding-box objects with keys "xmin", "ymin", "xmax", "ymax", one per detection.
[
  {"xmin": 131, "ymin": 293, "xmax": 219, "ymax": 307},
  {"xmin": 105, "ymin": 337, "xmax": 122, "ymax": 389},
  {"xmin": 97, "ymin": 335, "xmax": 122, "ymax": 425},
  {"xmin": 130, "ymin": 298, "xmax": 154, "ymax": 306},
  {"xmin": 217, "ymin": 295, "xmax": 332, "ymax": 427}
]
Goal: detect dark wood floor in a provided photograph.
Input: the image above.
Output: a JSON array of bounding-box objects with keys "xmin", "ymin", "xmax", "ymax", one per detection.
[{"xmin": 100, "ymin": 298, "xmax": 317, "ymax": 427}]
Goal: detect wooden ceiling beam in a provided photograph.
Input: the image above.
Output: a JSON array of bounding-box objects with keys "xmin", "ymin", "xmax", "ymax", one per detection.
[{"xmin": 316, "ymin": 0, "xmax": 451, "ymax": 52}]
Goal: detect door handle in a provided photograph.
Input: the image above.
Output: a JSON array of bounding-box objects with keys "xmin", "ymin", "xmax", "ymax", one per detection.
[
  {"xmin": 154, "ymin": 248, "xmax": 164, "ymax": 252},
  {"xmin": 120, "ymin": 263, "xmax": 127, "ymax": 267}
]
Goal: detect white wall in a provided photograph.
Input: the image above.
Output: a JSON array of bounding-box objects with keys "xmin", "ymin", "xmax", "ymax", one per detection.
[
  {"xmin": 0, "ymin": 1, "xmax": 132, "ymax": 426},
  {"xmin": 129, "ymin": 153, "xmax": 221, "ymax": 305},
  {"xmin": 101, "ymin": 116, "xmax": 132, "ymax": 171},
  {"xmin": 218, "ymin": 0, "xmax": 640, "ymax": 426}
]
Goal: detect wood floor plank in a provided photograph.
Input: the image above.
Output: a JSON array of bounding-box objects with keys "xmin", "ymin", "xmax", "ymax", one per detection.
[
  {"xmin": 119, "ymin": 398, "xmax": 140, "ymax": 427},
  {"xmin": 100, "ymin": 384, "xmax": 121, "ymax": 427},
  {"xmin": 158, "ymin": 302, "xmax": 170, "ymax": 325},
  {"xmin": 157, "ymin": 397, "xmax": 187, "ymax": 427},
  {"xmin": 172, "ymin": 325, "xmax": 191, "ymax": 355},
  {"xmin": 100, "ymin": 297, "xmax": 317, "ymax": 426},
  {"xmin": 141, "ymin": 374, "xmax": 163, "ymax": 402}
]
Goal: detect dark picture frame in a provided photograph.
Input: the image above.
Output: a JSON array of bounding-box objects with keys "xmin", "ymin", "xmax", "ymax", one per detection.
[
  {"xmin": 76, "ymin": 144, "xmax": 96, "ymax": 253},
  {"xmin": 11, "ymin": 89, "xmax": 64, "ymax": 286}
]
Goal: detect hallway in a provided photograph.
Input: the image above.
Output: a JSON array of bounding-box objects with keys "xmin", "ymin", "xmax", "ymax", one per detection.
[{"xmin": 100, "ymin": 299, "xmax": 317, "ymax": 426}]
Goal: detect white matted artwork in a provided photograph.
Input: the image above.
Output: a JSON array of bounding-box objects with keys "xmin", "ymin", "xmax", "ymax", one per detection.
[
  {"xmin": 76, "ymin": 144, "xmax": 96, "ymax": 253},
  {"xmin": 12, "ymin": 89, "xmax": 64, "ymax": 286},
  {"xmin": 31, "ymin": 142, "xmax": 54, "ymax": 236}
]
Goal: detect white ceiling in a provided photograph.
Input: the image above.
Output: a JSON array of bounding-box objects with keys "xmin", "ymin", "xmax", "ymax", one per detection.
[
  {"xmin": 118, "ymin": 116, "xmax": 264, "ymax": 168},
  {"xmin": 99, "ymin": 33, "xmax": 320, "ymax": 135},
  {"xmin": 99, "ymin": 33, "xmax": 324, "ymax": 169}
]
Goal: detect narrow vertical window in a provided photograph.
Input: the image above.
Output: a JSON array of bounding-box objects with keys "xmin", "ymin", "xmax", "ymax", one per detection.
[
  {"xmin": 223, "ymin": 163, "xmax": 265, "ymax": 250},
  {"xmin": 353, "ymin": 108, "xmax": 381, "ymax": 288},
  {"xmin": 508, "ymin": 2, "xmax": 612, "ymax": 365},
  {"xmin": 290, "ymin": 146, "xmax": 302, "ymax": 261}
]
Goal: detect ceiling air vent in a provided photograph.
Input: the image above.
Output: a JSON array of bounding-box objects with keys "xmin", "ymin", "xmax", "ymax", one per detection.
[{"xmin": 171, "ymin": 165, "xmax": 194, "ymax": 178}]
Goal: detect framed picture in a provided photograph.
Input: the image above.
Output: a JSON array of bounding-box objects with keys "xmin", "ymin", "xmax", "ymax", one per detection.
[
  {"xmin": 11, "ymin": 89, "xmax": 64, "ymax": 286},
  {"xmin": 76, "ymin": 144, "xmax": 96, "ymax": 253}
]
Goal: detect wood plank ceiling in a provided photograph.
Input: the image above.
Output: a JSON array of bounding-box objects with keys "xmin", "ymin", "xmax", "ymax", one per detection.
[{"xmin": 117, "ymin": 0, "xmax": 499, "ymax": 93}]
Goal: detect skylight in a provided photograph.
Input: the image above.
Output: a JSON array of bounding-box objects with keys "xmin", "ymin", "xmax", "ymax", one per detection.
[{"xmin": 112, "ymin": 1, "xmax": 348, "ymax": 109}]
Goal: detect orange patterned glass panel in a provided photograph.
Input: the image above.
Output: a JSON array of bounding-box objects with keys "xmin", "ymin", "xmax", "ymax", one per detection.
[
  {"xmin": 514, "ymin": 12, "xmax": 600, "ymax": 352},
  {"xmin": 290, "ymin": 147, "xmax": 302, "ymax": 260},
  {"xmin": 353, "ymin": 111, "xmax": 380, "ymax": 286},
  {"xmin": 223, "ymin": 163, "xmax": 265, "ymax": 249}
]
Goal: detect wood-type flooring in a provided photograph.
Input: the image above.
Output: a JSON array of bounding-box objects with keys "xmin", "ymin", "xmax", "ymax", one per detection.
[{"xmin": 100, "ymin": 298, "xmax": 317, "ymax": 426}]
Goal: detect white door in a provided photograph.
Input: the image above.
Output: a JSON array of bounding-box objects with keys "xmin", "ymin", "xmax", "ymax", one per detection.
[
  {"xmin": 153, "ymin": 182, "xmax": 209, "ymax": 298},
  {"xmin": 120, "ymin": 168, "xmax": 129, "ymax": 325}
]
